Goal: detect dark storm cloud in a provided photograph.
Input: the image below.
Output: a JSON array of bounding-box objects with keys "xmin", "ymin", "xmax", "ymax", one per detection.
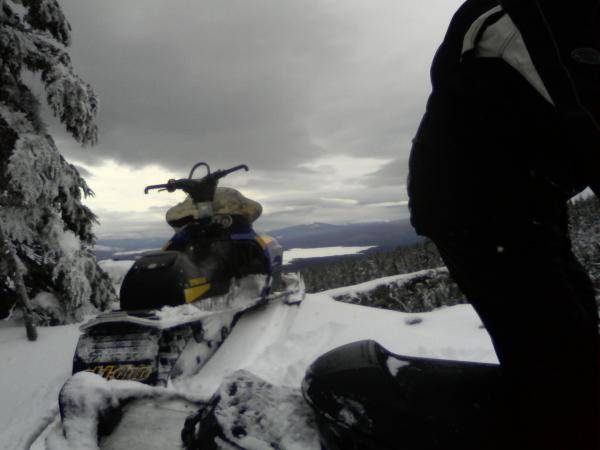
[
  {"xmin": 56, "ymin": 0, "xmax": 357, "ymax": 172},
  {"xmin": 55, "ymin": 0, "xmax": 462, "ymax": 174},
  {"xmin": 43, "ymin": 0, "xmax": 467, "ymax": 235}
]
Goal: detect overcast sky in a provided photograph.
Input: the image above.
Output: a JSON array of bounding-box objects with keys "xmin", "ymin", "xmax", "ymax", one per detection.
[{"xmin": 46, "ymin": 0, "xmax": 464, "ymax": 239}]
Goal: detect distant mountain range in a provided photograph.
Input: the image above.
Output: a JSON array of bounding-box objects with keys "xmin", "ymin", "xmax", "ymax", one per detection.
[
  {"xmin": 268, "ymin": 220, "xmax": 420, "ymax": 251},
  {"xmin": 93, "ymin": 219, "xmax": 422, "ymax": 263}
]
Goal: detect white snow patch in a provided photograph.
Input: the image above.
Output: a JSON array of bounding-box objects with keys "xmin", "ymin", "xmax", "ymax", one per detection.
[
  {"xmin": 386, "ymin": 357, "xmax": 410, "ymax": 376},
  {"xmin": 113, "ymin": 248, "xmax": 160, "ymax": 256},
  {"xmin": 332, "ymin": 395, "xmax": 368, "ymax": 429},
  {"xmin": 338, "ymin": 408, "xmax": 358, "ymax": 426},
  {"xmin": 31, "ymin": 291, "xmax": 60, "ymax": 310},
  {"xmin": 45, "ymin": 372, "xmax": 201, "ymax": 450},
  {"xmin": 99, "ymin": 398, "xmax": 199, "ymax": 449},
  {"xmin": 324, "ymin": 267, "xmax": 447, "ymax": 298},
  {"xmin": 0, "ymin": 321, "xmax": 82, "ymax": 450},
  {"xmin": 57, "ymin": 230, "xmax": 81, "ymax": 255},
  {"xmin": 177, "ymin": 292, "xmax": 497, "ymax": 399},
  {"xmin": 153, "ymin": 304, "xmax": 213, "ymax": 327},
  {"xmin": 283, "ymin": 246, "xmax": 373, "ymax": 264},
  {"xmin": 98, "ymin": 259, "xmax": 135, "ymax": 292},
  {"xmin": 212, "ymin": 370, "xmax": 320, "ymax": 450},
  {"xmin": 29, "ymin": 292, "xmax": 62, "ymax": 321}
]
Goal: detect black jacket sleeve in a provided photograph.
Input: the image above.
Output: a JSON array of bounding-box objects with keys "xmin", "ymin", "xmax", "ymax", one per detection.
[{"xmin": 501, "ymin": 0, "xmax": 600, "ymax": 186}]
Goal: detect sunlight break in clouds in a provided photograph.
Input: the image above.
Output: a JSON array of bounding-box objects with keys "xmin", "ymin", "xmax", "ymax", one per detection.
[
  {"xmin": 73, "ymin": 159, "xmax": 186, "ymax": 214},
  {"xmin": 299, "ymin": 155, "xmax": 393, "ymax": 191}
]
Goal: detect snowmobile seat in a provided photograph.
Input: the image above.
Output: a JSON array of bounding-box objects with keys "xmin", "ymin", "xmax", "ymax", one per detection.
[
  {"xmin": 302, "ymin": 340, "xmax": 507, "ymax": 450},
  {"xmin": 166, "ymin": 187, "xmax": 262, "ymax": 230}
]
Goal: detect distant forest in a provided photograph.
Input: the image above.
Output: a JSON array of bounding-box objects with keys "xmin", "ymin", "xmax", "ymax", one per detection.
[{"xmin": 298, "ymin": 195, "xmax": 600, "ymax": 311}]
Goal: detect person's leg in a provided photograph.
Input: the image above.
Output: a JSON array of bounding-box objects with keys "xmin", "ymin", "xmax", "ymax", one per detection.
[
  {"xmin": 431, "ymin": 225, "xmax": 598, "ymax": 450},
  {"xmin": 558, "ymin": 240, "xmax": 599, "ymax": 450}
]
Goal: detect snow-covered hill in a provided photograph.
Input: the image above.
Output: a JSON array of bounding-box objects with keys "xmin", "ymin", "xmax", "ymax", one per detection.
[{"xmin": 0, "ymin": 262, "xmax": 496, "ymax": 449}]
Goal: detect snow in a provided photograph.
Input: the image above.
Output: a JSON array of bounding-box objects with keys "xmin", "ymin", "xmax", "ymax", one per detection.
[
  {"xmin": 324, "ymin": 268, "xmax": 447, "ymax": 298},
  {"xmin": 177, "ymin": 292, "xmax": 496, "ymax": 401},
  {"xmin": 113, "ymin": 248, "xmax": 160, "ymax": 256},
  {"xmin": 386, "ymin": 357, "xmax": 410, "ymax": 376},
  {"xmin": 97, "ymin": 260, "xmax": 135, "ymax": 292},
  {"xmin": 31, "ymin": 292, "xmax": 60, "ymax": 311},
  {"xmin": 332, "ymin": 395, "xmax": 368, "ymax": 428},
  {"xmin": 56, "ymin": 230, "xmax": 82, "ymax": 256},
  {"xmin": 283, "ymin": 246, "xmax": 373, "ymax": 264},
  {"xmin": 1, "ymin": 94, "xmax": 115, "ymax": 320},
  {"xmin": 46, "ymin": 372, "xmax": 200, "ymax": 450},
  {"xmin": 0, "ymin": 320, "xmax": 82, "ymax": 450},
  {"xmin": 209, "ymin": 370, "xmax": 319, "ymax": 450},
  {"xmin": 0, "ymin": 269, "xmax": 496, "ymax": 449},
  {"xmin": 100, "ymin": 398, "xmax": 199, "ymax": 450}
]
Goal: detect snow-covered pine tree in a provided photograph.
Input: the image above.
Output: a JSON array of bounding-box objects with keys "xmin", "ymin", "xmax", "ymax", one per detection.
[{"xmin": 0, "ymin": 0, "xmax": 115, "ymax": 324}]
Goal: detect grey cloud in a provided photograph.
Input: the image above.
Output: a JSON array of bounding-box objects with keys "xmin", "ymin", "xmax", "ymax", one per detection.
[
  {"xmin": 73, "ymin": 164, "xmax": 91, "ymax": 178},
  {"xmin": 55, "ymin": 0, "xmax": 357, "ymax": 173},
  {"xmin": 258, "ymin": 201, "xmax": 410, "ymax": 232},
  {"xmin": 364, "ymin": 157, "xmax": 410, "ymax": 188},
  {"xmin": 53, "ymin": 0, "xmax": 459, "ymax": 173},
  {"xmin": 44, "ymin": 0, "xmax": 464, "ymax": 235},
  {"xmin": 93, "ymin": 209, "xmax": 172, "ymax": 239}
]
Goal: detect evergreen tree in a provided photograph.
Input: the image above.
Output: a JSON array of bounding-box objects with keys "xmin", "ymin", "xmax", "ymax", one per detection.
[{"xmin": 0, "ymin": 0, "xmax": 115, "ymax": 324}]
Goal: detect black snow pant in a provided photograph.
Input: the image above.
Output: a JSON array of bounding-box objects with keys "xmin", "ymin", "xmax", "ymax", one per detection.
[{"xmin": 430, "ymin": 217, "xmax": 599, "ymax": 450}]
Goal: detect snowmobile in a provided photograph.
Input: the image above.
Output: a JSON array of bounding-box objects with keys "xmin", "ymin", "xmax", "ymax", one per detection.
[
  {"xmin": 301, "ymin": 340, "xmax": 507, "ymax": 450},
  {"xmin": 71, "ymin": 162, "xmax": 304, "ymax": 387}
]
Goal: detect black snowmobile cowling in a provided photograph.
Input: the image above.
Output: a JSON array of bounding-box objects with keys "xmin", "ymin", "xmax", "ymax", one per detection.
[
  {"xmin": 71, "ymin": 163, "xmax": 302, "ymax": 387},
  {"xmin": 302, "ymin": 340, "xmax": 506, "ymax": 450},
  {"xmin": 119, "ymin": 227, "xmax": 283, "ymax": 310}
]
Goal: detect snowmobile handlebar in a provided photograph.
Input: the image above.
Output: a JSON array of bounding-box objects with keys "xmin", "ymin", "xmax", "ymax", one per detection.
[{"xmin": 144, "ymin": 163, "xmax": 249, "ymax": 203}]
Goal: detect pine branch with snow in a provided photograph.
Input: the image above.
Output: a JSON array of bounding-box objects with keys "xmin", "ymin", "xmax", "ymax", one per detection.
[{"xmin": 0, "ymin": 0, "xmax": 115, "ymax": 323}]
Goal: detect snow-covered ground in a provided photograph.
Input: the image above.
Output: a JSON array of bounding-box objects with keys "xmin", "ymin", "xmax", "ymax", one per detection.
[
  {"xmin": 283, "ymin": 246, "xmax": 373, "ymax": 265},
  {"xmin": 112, "ymin": 249, "xmax": 160, "ymax": 257},
  {"xmin": 0, "ymin": 321, "xmax": 82, "ymax": 450},
  {"xmin": 0, "ymin": 261, "xmax": 496, "ymax": 449},
  {"xmin": 175, "ymin": 289, "xmax": 495, "ymax": 402}
]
